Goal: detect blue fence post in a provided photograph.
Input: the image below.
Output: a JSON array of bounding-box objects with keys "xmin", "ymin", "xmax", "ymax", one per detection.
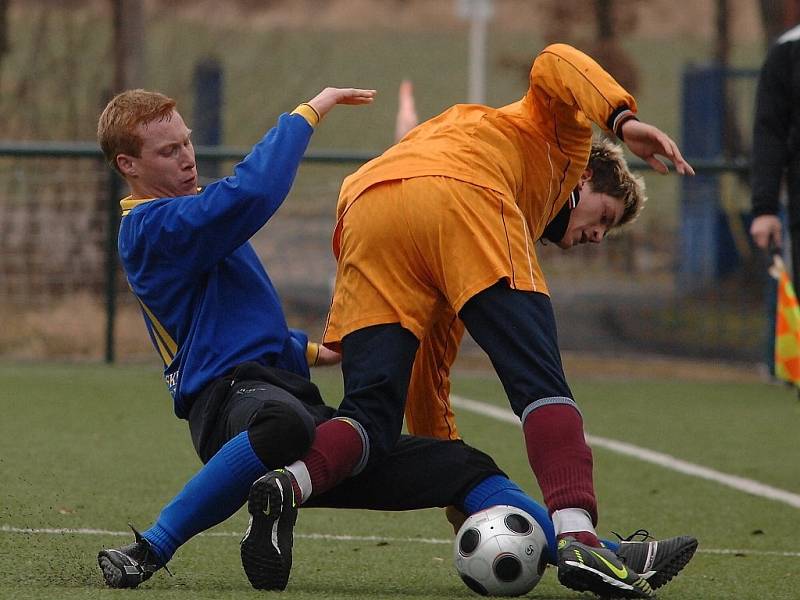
[
  {"xmin": 193, "ymin": 57, "xmax": 223, "ymax": 179},
  {"xmin": 679, "ymin": 64, "xmax": 739, "ymax": 289}
]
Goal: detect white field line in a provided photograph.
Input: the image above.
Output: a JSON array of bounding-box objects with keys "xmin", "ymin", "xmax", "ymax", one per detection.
[
  {"xmin": 0, "ymin": 525, "xmax": 448, "ymax": 545},
  {"xmin": 1, "ymin": 525, "xmax": 798, "ymax": 558},
  {"xmin": 4, "ymin": 395, "xmax": 797, "ymax": 561},
  {"xmin": 450, "ymin": 395, "xmax": 800, "ymax": 510}
]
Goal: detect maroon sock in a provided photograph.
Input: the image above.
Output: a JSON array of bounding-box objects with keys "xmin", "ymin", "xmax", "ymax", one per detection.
[
  {"xmin": 302, "ymin": 418, "xmax": 364, "ymax": 497},
  {"xmin": 558, "ymin": 531, "xmax": 601, "ymax": 547},
  {"xmin": 522, "ymin": 404, "xmax": 597, "ymax": 523},
  {"xmin": 287, "ymin": 475, "xmax": 303, "ymax": 503}
]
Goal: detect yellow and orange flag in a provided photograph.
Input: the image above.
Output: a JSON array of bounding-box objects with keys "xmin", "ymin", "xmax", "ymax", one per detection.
[{"xmin": 771, "ymin": 254, "xmax": 800, "ymax": 386}]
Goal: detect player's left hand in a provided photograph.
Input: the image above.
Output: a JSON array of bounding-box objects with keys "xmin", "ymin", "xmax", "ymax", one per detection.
[
  {"xmin": 307, "ymin": 87, "xmax": 377, "ymax": 120},
  {"xmin": 307, "ymin": 342, "xmax": 341, "ymax": 367},
  {"xmin": 316, "ymin": 344, "xmax": 341, "ymax": 366},
  {"xmin": 620, "ymin": 120, "xmax": 695, "ymax": 176}
]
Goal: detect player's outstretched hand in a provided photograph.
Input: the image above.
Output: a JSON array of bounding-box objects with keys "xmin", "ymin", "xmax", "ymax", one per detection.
[
  {"xmin": 620, "ymin": 120, "xmax": 695, "ymax": 176},
  {"xmin": 307, "ymin": 87, "xmax": 377, "ymax": 120}
]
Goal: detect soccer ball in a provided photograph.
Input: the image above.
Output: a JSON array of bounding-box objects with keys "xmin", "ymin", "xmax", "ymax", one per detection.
[{"xmin": 454, "ymin": 505, "xmax": 548, "ymax": 597}]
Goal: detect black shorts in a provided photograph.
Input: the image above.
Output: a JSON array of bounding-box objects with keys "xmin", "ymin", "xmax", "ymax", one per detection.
[
  {"xmin": 188, "ymin": 362, "xmax": 335, "ymax": 464},
  {"xmin": 187, "ymin": 362, "xmax": 504, "ymax": 512}
]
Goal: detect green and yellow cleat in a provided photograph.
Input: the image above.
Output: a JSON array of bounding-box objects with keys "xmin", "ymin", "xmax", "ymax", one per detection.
[{"xmin": 558, "ymin": 536, "xmax": 654, "ymax": 598}]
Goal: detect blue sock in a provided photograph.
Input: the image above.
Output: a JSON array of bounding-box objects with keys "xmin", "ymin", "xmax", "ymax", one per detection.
[
  {"xmin": 463, "ymin": 475, "xmax": 558, "ymax": 564},
  {"xmin": 142, "ymin": 431, "xmax": 265, "ymax": 563},
  {"xmin": 462, "ymin": 476, "xmax": 620, "ymax": 565}
]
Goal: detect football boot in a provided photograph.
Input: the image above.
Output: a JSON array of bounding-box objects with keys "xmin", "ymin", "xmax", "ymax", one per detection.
[
  {"xmin": 558, "ymin": 536, "xmax": 654, "ymax": 598},
  {"xmin": 241, "ymin": 469, "xmax": 298, "ymax": 590},
  {"xmin": 97, "ymin": 525, "xmax": 167, "ymax": 588},
  {"xmin": 615, "ymin": 529, "xmax": 698, "ymax": 589}
]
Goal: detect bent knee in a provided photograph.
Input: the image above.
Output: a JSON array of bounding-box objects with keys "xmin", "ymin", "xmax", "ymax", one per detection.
[{"xmin": 247, "ymin": 402, "xmax": 315, "ymax": 469}]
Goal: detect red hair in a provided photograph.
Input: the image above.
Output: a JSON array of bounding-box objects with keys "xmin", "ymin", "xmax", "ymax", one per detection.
[{"xmin": 97, "ymin": 89, "xmax": 177, "ymax": 173}]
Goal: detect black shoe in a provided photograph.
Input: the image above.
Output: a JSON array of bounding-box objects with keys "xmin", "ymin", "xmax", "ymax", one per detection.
[
  {"xmin": 557, "ymin": 536, "xmax": 654, "ymax": 598},
  {"xmin": 97, "ymin": 525, "xmax": 165, "ymax": 589},
  {"xmin": 241, "ymin": 469, "xmax": 298, "ymax": 590},
  {"xmin": 615, "ymin": 530, "xmax": 698, "ymax": 590}
]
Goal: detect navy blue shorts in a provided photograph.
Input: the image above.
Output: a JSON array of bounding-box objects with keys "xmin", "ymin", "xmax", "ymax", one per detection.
[{"xmin": 335, "ymin": 281, "xmax": 574, "ymax": 463}]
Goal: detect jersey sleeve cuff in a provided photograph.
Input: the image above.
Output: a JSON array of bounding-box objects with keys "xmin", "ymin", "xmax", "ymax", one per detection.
[
  {"xmin": 608, "ymin": 106, "xmax": 639, "ymax": 141},
  {"xmin": 292, "ymin": 103, "xmax": 320, "ymax": 128},
  {"xmin": 306, "ymin": 341, "xmax": 321, "ymax": 366}
]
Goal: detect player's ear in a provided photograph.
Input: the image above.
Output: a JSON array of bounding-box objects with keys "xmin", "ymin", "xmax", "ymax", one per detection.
[
  {"xmin": 579, "ymin": 168, "xmax": 593, "ymax": 187},
  {"xmin": 116, "ymin": 154, "xmax": 136, "ymax": 178}
]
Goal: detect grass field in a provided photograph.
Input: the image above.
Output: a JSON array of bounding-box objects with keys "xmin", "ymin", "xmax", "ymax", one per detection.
[{"xmin": 1, "ymin": 362, "xmax": 798, "ymax": 599}]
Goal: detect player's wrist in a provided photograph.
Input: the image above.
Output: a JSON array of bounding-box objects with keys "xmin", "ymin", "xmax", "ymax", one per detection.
[
  {"xmin": 609, "ymin": 107, "xmax": 639, "ymax": 141},
  {"xmin": 292, "ymin": 103, "xmax": 321, "ymax": 128}
]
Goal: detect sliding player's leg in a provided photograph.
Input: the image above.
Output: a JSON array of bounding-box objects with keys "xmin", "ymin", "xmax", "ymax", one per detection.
[{"xmin": 98, "ymin": 378, "xmax": 318, "ymax": 589}]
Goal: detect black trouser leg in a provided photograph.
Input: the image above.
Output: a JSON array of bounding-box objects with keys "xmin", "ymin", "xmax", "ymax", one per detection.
[
  {"xmin": 459, "ymin": 281, "xmax": 574, "ymax": 418},
  {"xmin": 304, "ymin": 436, "xmax": 504, "ymax": 511},
  {"xmin": 334, "ymin": 323, "xmax": 420, "ymax": 464}
]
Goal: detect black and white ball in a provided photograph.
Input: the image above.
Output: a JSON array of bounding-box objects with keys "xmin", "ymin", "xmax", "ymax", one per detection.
[{"xmin": 454, "ymin": 505, "xmax": 548, "ymax": 597}]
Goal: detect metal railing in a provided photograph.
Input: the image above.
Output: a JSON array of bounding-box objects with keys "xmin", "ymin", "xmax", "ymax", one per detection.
[{"xmin": 0, "ymin": 140, "xmax": 755, "ymax": 363}]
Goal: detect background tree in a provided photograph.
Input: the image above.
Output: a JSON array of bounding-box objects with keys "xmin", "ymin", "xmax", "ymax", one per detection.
[
  {"xmin": 588, "ymin": 0, "xmax": 640, "ymax": 95},
  {"xmin": 0, "ymin": 0, "xmax": 8, "ymax": 86}
]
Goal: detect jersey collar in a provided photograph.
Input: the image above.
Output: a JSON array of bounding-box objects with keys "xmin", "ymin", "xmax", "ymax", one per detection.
[
  {"xmin": 120, "ymin": 188, "xmax": 203, "ymax": 216},
  {"xmin": 120, "ymin": 195, "xmax": 155, "ymax": 216},
  {"xmin": 541, "ymin": 186, "xmax": 581, "ymax": 243}
]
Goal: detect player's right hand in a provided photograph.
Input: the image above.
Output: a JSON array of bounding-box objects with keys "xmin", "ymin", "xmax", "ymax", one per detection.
[
  {"xmin": 307, "ymin": 87, "xmax": 377, "ymax": 120},
  {"xmin": 750, "ymin": 214, "xmax": 783, "ymax": 251},
  {"xmin": 620, "ymin": 119, "xmax": 695, "ymax": 176}
]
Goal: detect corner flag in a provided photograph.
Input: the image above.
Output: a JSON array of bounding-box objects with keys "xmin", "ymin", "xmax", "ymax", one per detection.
[{"xmin": 771, "ymin": 254, "xmax": 800, "ymax": 387}]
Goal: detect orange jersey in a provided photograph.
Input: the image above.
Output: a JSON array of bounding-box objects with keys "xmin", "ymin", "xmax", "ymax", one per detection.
[
  {"xmin": 333, "ymin": 43, "xmax": 636, "ymax": 259},
  {"xmin": 323, "ymin": 44, "xmax": 637, "ymax": 439}
]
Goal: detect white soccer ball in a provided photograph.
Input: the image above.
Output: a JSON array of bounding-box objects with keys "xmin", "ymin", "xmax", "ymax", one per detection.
[{"xmin": 454, "ymin": 505, "xmax": 548, "ymax": 597}]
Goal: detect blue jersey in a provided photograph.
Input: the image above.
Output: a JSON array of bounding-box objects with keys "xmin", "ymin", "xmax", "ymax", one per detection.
[{"xmin": 119, "ymin": 112, "xmax": 314, "ymax": 418}]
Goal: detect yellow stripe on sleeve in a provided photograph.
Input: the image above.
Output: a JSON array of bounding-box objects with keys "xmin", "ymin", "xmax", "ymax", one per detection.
[
  {"xmin": 291, "ymin": 103, "xmax": 320, "ymax": 128},
  {"xmin": 136, "ymin": 299, "xmax": 178, "ymax": 358}
]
